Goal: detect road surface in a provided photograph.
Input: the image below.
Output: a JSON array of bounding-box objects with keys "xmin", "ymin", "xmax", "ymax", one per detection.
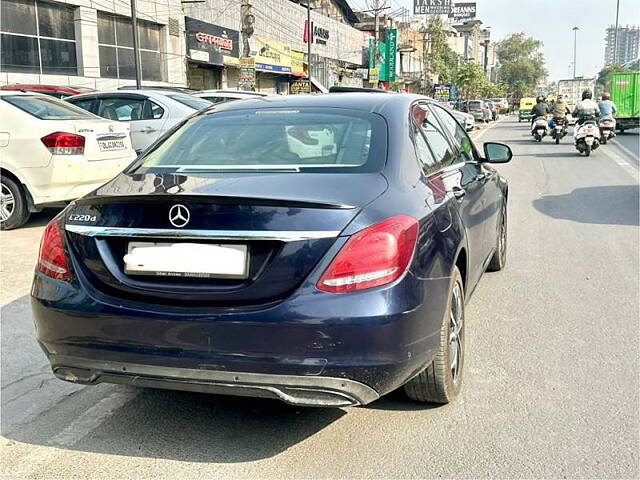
[{"xmin": 1, "ymin": 117, "xmax": 638, "ymax": 479}]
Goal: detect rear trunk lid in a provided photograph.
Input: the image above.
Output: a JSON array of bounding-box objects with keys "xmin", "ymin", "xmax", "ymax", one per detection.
[
  {"xmin": 64, "ymin": 171, "xmax": 387, "ymax": 307},
  {"xmin": 69, "ymin": 119, "xmax": 134, "ymax": 161}
]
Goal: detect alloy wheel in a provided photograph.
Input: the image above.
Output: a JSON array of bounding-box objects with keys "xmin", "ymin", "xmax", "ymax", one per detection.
[
  {"xmin": 448, "ymin": 281, "xmax": 464, "ymax": 383},
  {"xmin": 0, "ymin": 182, "xmax": 15, "ymax": 222}
]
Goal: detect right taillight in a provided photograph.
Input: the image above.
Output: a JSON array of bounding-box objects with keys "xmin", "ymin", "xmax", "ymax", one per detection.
[
  {"xmin": 37, "ymin": 220, "xmax": 70, "ymax": 280},
  {"xmin": 41, "ymin": 132, "xmax": 85, "ymax": 155},
  {"xmin": 317, "ymin": 215, "xmax": 418, "ymax": 294}
]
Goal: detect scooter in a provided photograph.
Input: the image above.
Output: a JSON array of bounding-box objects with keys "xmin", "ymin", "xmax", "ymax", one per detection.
[
  {"xmin": 599, "ymin": 115, "xmax": 616, "ymax": 144},
  {"xmin": 531, "ymin": 116, "xmax": 548, "ymax": 142},
  {"xmin": 574, "ymin": 118, "xmax": 600, "ymax": 156},
  {"xmin": 550, "ymin": 117, "xmax": 568, "ymax": 144}
]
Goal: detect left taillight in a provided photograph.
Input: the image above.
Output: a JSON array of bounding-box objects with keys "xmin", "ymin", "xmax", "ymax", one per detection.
[
  {"xmin": 37, "ymin": 220, "xmax": 70, "ymax": 280},
  {"xmin": 41, "ymin": 131, "xmax": 85, "ymax": 155},
  {"xmin": 317, "ymin": 215, "xmax": 419, "ymax": 294}
]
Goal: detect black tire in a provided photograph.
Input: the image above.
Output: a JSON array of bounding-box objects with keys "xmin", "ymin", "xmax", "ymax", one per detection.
[
  {"xmin": 0, "ymin": 176, "xmax": 30, "ymax": 230},
  {"xmin": 601, "ymin": 135, "xmax": 607, "ymax": 144},
  {"xmin": 487, "ymin": 204, "xmax": 507, "ymax": 271},
  {"xmin": 585, "ymin": 145, "xmax": 592, "ymax": 156},
  {"xmin": 536, "ymin": 135, "xmax": 542, "ymax": 142},
  {"xmin": 404, "ymin": 267, "xmax": 465, "ymax": 404},
  {"xmin": 555, "ymin": 136, "xmax": 560, "ymax": 144}
]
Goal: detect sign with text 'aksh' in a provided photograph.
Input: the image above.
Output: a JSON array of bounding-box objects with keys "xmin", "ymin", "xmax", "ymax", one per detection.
[{"xmin": 413, "ymin": 0, "xmax": 451, "ymax": 15}]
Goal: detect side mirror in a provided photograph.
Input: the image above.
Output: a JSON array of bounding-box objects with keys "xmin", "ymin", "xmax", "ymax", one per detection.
[{"xmin": 483, "ymin": 142, "xmax": 512, "ymax": 163}]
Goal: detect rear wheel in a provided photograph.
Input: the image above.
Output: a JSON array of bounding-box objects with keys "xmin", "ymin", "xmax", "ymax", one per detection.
[
  {"xmin": 488, "ymin": 204, "xmax": 507, "ymax": 271},
  {"xmin": 555, "ymin": 136, "xmax": 560, "ymax": 144},
  {"xmin": 0, "ymin": 177, "xmax": 29, "ymax": 230},
  {"xmin": 585, "ymin": 145, "xmax": 592, "ymax": 156},
  {"xmin": 601, "ymin": 135, "xmax": 607, "ymax": 144},
  {"xmin": 404, "ymin": 267, "xmax": 465, "ymax": 404}
]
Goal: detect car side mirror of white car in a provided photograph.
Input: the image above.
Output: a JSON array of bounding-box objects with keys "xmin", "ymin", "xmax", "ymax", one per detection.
[{"xmin": 483, "ymin": 142, "xmax": 512, "ymax": 163}]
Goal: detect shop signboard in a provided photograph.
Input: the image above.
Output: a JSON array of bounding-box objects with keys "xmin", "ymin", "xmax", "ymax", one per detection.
[
  {"xmin": 291, "ymin": 50, "xmax": 306, "ymax": 77},
  {"xmin": 368, "ymin": 67, "xmax": 379, "ymax": 85},
  {"xmin": 448, "ymin": 2, "xmax": 476, "ymax": 21},
  {"xmin": 239, "ymin": 57, "xmax": 256, "ymax": 90},
  {"xmin": 385, "ymin": 28, "xmax": 397, "ymax": 82},
  {"xmin": 290, "ymin": 80, "xmax": 310, "ymax": 94},
  {"xmin": 413, "ymin": 0, "xmax": 452, "ymax": 15},
  {"xmin": 254, "ymin": 37, "xmax": 292, "ymax": 74},
  {"xmin": 185, "ymin": 17, "xmax": 239, "ymax": 66},
  {"xmin": 377, "ymin": 41, "xmax": 388, "ymax": 82}
]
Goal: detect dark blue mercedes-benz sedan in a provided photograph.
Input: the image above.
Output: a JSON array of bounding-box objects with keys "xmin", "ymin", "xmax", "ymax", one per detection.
[{"xmin": 32, "ymin": 92, "xmax": 512, "ymax": 407}]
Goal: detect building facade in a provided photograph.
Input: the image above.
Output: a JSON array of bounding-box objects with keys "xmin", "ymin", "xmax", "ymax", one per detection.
[
  {"xmin": 604, "ymin": 25, "xmax": 640, "ymax": 66},
  {"xmin": 0, "ymin": 0, "xmax": 187, "ymax": 88}
]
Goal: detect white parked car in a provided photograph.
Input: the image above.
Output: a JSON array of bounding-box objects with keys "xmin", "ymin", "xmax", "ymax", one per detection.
[
  {"xmin": 0, "ymin": 91, "xmax": 135, "ymax": 229},
  {"xmin": 193, "ymin": 89, "xmax": 271, "ymax": 104},
  {"xmin": 66, "ymin": 90, "xmax": 212, "ymax": 152},
  {"xmin": 452, "ymin": 110, "xmax": 475, "ymax": 132}
]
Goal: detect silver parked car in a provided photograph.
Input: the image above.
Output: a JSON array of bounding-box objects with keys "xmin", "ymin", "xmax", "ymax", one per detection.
[
  {"xmin": 466, "ymin": 100, "xmax": 492, "ymax": 123},
  {"xmin": 66, "ymin": 90, "xmax": 212, "ymax": 152},
  {"xmin": 193, "ymin": 89, "xmax": 271, "ymax": 104}
]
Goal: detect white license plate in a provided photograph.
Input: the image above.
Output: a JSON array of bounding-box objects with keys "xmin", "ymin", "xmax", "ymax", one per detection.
[
  {"xmin": 124, "ymin": 242, "xmax": 248, "ymax": 279},
  {"xmin": 98, "ymin": 139, "xmax": 126, "ymax": 152}
]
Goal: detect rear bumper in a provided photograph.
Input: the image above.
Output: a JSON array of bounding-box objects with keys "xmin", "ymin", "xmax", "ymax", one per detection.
[{"xmin": 49, "ymin": 355, "xmax": 379, "ymax": 407}]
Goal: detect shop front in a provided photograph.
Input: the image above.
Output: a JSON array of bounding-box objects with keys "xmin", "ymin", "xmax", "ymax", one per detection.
[
  {"xmin": 185, "ymin": 17, "xmax": 239, "ymax": 90},
  {"xmin": 253, "ymin": 37, "xmax": 295, "ymax": 94}
]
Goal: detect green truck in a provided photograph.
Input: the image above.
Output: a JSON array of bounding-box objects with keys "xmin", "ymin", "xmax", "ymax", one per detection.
[{"xmin": 610, "ymin": 72, "xmax": 640, "ymax": 132}]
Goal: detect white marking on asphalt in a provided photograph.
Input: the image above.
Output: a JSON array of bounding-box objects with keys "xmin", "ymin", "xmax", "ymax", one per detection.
[
  {"xmin": 610, "ymin": 139, "xmax": 639, "ymax": 167},
  {"xmin": 470, "ymin": 116, "xmax": 506, "ymax": 143},
  {"xmin": 9, "ymin": 389, "xmax": 136, "ymax": 477},
  {"xmin": 599, "ymin": 142, "xmax": 639, "ymax": 179}
]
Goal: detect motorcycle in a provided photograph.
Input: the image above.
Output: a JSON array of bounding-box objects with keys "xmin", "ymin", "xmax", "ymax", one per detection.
[
  {"xmin": 574, "ymin": 118, "xmax": 600, "ymax": 156},
  {"xmin": 598, "ymin": 115, "xmax": 616, "ymax": 144},
  {"xmin": 531, "ymin": 116, "xmax": 548, "ymax": 142},
  {"xmin": 550, "ymin": 117, "xmax": 568, "ymax": 144}
]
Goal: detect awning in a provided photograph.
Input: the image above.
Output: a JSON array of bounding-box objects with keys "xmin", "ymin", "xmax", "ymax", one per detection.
[{"xmin": 310, "ymin": 76, "xmax": 328, "ymax": 93}]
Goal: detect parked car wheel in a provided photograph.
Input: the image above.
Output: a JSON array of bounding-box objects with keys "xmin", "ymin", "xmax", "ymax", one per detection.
[
  {"xmin": 487, "ymin": 205, "xmax": 507, "ymax": 271},
  {"xmin": 404, "ymin": 267, "xmax": 465, "ymax": 404},
  {"xmin": 0, "ymin": 177, "xmax": 30, "ymax": 230}
]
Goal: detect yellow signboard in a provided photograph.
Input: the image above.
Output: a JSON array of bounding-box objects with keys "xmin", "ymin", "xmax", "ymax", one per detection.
[
  {"xmin": 369, "ymin": 67, "xmax": 379, "ymax": 85},
  {"xmin": 291, "ymin": 50, "xmax": 305, "ymax": 76},
  {"xmin": 254, "ymin": 37, "xmax": 292, "ymax": 74}
]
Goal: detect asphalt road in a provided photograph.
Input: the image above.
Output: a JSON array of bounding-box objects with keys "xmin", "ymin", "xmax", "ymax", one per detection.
[{"xmin": 1, "ymin": 117, "xmax": 638, "ymax": 479}]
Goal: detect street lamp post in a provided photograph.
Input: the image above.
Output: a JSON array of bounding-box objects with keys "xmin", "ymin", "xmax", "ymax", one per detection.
[
  {"xmin": 613, "ymin": 0, "xmax": 620, "ymax": 65},
  {"xmin": 572, "ymin": 26, "xmax": 579, "ymax": 78}
]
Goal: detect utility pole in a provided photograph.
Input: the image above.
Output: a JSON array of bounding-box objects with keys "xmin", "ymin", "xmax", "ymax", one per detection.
[
  {"xmin": 613, "ymin": 0, "xmax": 620, "ymax": 65},
  {"xmin": 241, "ymin": 0, "xmax": 254, "ymax": 58},
  {"xmin": 307, "ymin": 0, "xmax": 312, "ymax": 93},
  {"xmin": 572, "ymin": 26, "xmax": 579, "ymax": 78},
  {"xmin": 373, "ymin": 0, "xmax": 380, "ymax": 66},
  {"xmin": 130, "ymin": 0, "xmax": 142, "ymax": 89}
]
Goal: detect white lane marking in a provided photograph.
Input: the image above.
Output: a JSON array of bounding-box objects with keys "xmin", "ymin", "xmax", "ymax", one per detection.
[
  {"xmin": 599, "ymin": 143, "xmax": 639, "ymax": 179},
  {"xmin": 610, "ymin": 138, "xmax": 639, "ymax": 166},
  {"xmin": 9, "ymin": 389, "xmax": 136, "ymax": 477}
]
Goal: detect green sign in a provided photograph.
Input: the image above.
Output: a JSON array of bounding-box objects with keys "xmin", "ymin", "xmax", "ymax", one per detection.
[
  {"xmin": 378, "ymin": 40, "xmax": 388, "ymax": 82},
  {"xmin": 385, "ymin": 29, "xmax": 397, "ymax": 82},
  {"xmin": 368, "ymin": 38, "xmax": 375, "ymax": 68}
]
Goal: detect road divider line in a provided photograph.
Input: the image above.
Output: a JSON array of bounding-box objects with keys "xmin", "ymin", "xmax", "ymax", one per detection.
[
  {"xmin": 610, "ymin": 139, "xmax": 639, "ymax": 167},
  {"xmin": 470, "ymin": 116, "xmax": 506, "ymax": 143}
]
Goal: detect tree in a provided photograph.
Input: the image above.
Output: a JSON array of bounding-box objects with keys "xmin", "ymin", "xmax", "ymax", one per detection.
[
  {"xmin": 495, "ymin": 33, "xmax": 546, "ymax": 101},
  {"xmin": 596, "ymin": 64, "xmax": 634, "ymax": 94},
  {"xmin": 454, "ymin": 61, "xmax": 487, "ymax": 99},
  {"xmin": 426, "ymin": 15, "xmax": 459, "ymax": 85}
]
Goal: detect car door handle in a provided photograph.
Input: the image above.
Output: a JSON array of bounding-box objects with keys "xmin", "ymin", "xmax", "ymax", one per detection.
[
  {"xmin": 452, "ymin": 187, "xmax": 466, "ymax": 200},
  {"xmin": 140, "ymin": 127, "xmax": 157, "ymax": 133},
  {"xmin": 475, "ymin": 173, "xmax": 488, "ymax": 182}
]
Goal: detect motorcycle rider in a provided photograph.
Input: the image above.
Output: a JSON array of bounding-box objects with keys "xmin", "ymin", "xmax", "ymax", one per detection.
[
  {"xmin": 598, "ymin": 92, "xmax": 617, "ymax": 117},
  {"xmin": 530, "ymin": 96, "xmax": 549, "ymax": 125},
  {"xmin": 572, "ymin": 89, "xmax": 599, "ymax": 126},
  {"xmin": 549, "ymin": 94, "xmax": 571, "ymax": 129}
]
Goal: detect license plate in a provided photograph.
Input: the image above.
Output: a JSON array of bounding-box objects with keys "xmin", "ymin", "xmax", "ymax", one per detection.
[
  {"xmin": 98, "ymin": 139, "xmax": 126, "ymax": 152},
  {"xmin": 124, "ymin": 242, "xmax": 248, "ymax": 279}
]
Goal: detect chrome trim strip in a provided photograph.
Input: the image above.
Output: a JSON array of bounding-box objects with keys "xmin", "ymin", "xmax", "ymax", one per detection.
[{"xmin": 65, "ymin": 224, "xmax": 341, "ymax": 242}]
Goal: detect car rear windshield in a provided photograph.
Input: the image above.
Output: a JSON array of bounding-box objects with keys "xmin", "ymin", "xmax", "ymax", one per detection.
[
  {"xmin": 3, "ymin": 95, "xmax": 96, "ymax": 120},
  {"xmin": 134, "ymin": 108, "xmax": 386, "ymax": 174},
  {"xmin": 165, "ymin": 94, "xmax": 212, "ymax": 110},
  {"xmin": 468, "ymin": 101, "xmax": 482, "ymax": 110}
]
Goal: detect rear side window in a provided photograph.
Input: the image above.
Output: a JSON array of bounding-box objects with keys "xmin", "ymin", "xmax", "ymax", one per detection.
[
  {"xmin": 165, "ymin": 94, "xmax": 212, "ymax": 110},
  {"xmin": 95, "ymin": 97, "xmax": 163, "ymax": 121},
  {"xmin": 200, "ymin": 96, "xmax": 236, "ymax": 104},
  {"xmin": 414, "ymin": 103, "xmax": 455, "ymax": 168},
  {"xmin": 3, "ymin": 95, "xmax": 96, "ymax": 120},
  {"xmin": 134, "ymin": 108, "xmax": 386, "ymax": 174}
]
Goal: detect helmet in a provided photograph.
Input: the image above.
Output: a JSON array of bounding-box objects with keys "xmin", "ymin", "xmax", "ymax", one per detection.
[
  {"xmin": 602, "ymin": 92, "xmax": 611, "ymax": 100},
  {"xmin": 582, "ymin": 89, "xmax": 592, "ymax": 100},
  {"xmin": 536, "ymin": 96, "xmax": 545, "ymax": 103},
  {"xmin": 557, "ymin": 94, "xmax": 564, "ymax": 100}
]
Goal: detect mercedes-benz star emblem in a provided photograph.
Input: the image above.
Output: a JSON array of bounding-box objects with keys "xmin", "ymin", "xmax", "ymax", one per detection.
[{"xmin": 169, "ymin": 204, "xmax": 190, "ymax": 228}]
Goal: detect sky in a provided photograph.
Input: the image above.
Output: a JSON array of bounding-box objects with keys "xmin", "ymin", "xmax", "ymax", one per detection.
[{"xmin": 349, "ymin": 0, "xmax": 640, "ymax": 82}]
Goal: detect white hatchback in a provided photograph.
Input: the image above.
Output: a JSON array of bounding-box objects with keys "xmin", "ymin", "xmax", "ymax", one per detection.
[{"xmin": 0, "ymin": 91, "xmax": 136, "ymax": 229}]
